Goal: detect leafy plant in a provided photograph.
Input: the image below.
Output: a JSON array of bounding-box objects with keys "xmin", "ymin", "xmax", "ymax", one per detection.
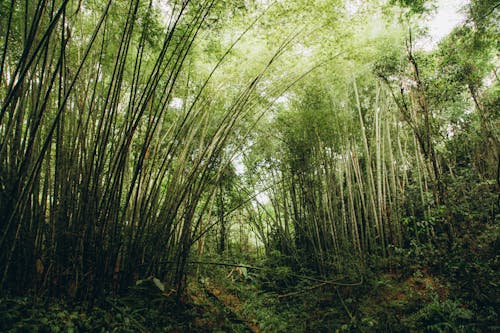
[{"xmin": 404, "ymin": 297, "xmax": 474, "ymax": 332}]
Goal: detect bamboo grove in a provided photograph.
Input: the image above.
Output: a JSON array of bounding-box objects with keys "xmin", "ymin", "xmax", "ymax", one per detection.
[
  {"xmin": 1, "ymin": 0, "xmax": 498, "ymax": 303},
  {"xmin": 239, "ymin": 0, "xmax": 498, "ymax": 276},
  {"xmin": 0, "ymin": 0, "xmax": 289, "ymax": 298}
]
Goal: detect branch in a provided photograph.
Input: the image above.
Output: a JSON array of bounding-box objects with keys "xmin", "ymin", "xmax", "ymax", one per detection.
[{"xmin": 277, "ymin": 282, "xmax": 328, "ymax": 299}]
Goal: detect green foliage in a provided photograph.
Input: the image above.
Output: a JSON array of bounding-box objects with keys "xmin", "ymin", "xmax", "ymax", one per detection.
[
  {"xmin": 404, "ymin": 298, "xmax": 474, "ymax": 332},
  {"xmin": 1, "ymin": 286, "xmax": 244, "ymax": 332},
  {"xmin": 389, "ymin": 0, "xmax": 435, "ymax": 14},
  {"xmin": 242, "ymin": 291, "xmax": 307, "ymax": 333},
  {"xmin": 468, "ymin": 0, "xmax": 500, "ymax": 30},
  {"xmin": 0, "ymin": 297, "xmax": 141, "ymax": 332}
]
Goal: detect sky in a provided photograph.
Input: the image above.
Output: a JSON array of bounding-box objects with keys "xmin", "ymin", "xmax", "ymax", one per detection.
[{"xmin": 420, "ymin": 0, "xmax": 468, "ymax": 50}]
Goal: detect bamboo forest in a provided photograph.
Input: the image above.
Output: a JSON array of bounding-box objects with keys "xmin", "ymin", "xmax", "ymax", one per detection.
[{"xmin": 0, "ymin": 0, "xmax": 498, "ymax": 331}]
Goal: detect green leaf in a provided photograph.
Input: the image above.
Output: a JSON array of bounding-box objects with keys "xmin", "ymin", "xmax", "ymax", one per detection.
[
  {"xmin": 153, "ymin": 278, "xmax": 166, "ymax": 292},
  {"xmin": 239, "ymin": 265, "xmax": 248, "ymax": 278}
]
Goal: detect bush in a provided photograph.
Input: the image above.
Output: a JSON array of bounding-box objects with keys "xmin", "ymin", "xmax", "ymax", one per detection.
[{"xmin": 403, "ymin": 297, "xmax": 474, "ymax": 332}]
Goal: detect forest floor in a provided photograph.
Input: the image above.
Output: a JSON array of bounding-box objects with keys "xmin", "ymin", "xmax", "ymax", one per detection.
[{"xmin": 1, "ymin": 259, "xmax": 497, "ymax": 333}]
